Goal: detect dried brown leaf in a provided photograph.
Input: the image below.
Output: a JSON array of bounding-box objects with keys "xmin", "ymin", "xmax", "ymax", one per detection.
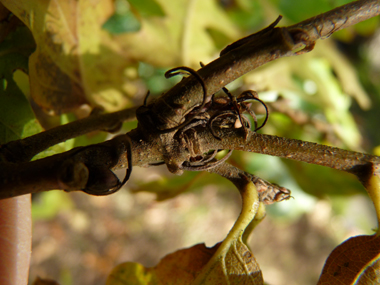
[
  {"xmin": 107, "ymin": 182, "xmax": 264, "ymax": 285},
  {"xmin": 317, "ymin": 234, "xmax": 380, "ymax": 285},
  {"xmin": 107, "ymin": 241, "xmax": 262, "ymax": 285},
  {"xmin": 318, "ymin": 166, "xmax": 380, "ymax": 284}
]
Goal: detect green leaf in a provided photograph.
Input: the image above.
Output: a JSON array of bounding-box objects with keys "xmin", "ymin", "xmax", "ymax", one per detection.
[
  {"xmin": 225, "ymin": 0, "xmax": 264, "ymax": 31},
  {"xmin": 283, "ymin": 160, "xmax": 365, "ymax": 198},
  {"xmin": 0, "ymin": 26, "xmax": 40, "ymax": 144},
  {"xmin": 103, "ymin": 0, "xmax": 141, "ymax": 34},
  {"xmin": 103, "ymin": 12, "xmax": 141, "ymax": 34},
  {"xmin": 128, "ymin": 0, "xmax": 165, "ymax": 17},
  {"xmin": 2, "ymin": 0, "xmax": 136, "ymax": 113},
  {"xmin": 277, "ymin": 0, "xmax": 332, "ymax": 23},
  {"xmin": 32, "ymin": 191, "xmax": 73, "ymax": 221}
]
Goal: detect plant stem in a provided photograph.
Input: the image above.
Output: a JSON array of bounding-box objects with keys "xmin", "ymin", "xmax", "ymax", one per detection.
[
  {"xmin": 0, "ymin": 107, "xmax": 137, "ymax": 163},
  {"xmin": 198, "ymin": 128, "xmax": 379, "ymax": 179}
]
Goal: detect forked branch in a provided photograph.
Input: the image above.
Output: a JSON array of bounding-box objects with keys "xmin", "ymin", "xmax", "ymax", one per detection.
[{"xmin": 0, "ymin": 0, "xmax": 379, "ymax": 199}]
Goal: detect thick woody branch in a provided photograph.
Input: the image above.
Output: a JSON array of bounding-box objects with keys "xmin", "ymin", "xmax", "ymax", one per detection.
[
  {"xmin": 3, "ymin": 123, "xmax": 379, "ymax": 200},
  {"xmin": 0, "ymin": 134, "xmax": 135, "ymax": 199}
]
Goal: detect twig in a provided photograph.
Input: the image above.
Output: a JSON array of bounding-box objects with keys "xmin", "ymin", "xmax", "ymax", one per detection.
[
  {"xmin": 0, "ymin": 107, "xmax": 138, "ymax": 163},
  {"xmin": 197, "ymin": 128, "xmax": 380, "ymax": 182}
]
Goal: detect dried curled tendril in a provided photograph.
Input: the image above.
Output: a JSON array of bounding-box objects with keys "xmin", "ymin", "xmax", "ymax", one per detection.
[
  {"xmin": 182, "ymin": 149, "xmax": 233, "ymax": 171},
  {"xmin": 150, "ymin": 66, "xmax": 269, "ymax": 139},
  {"xmin": 153, "ymin": 66, "xmax": 208, "ymax": 133},
  {"xmin": 209, "ymin": 88, "xmax": 269, "ymax": 140},
  {"xmin": 145, "ymin": 65, "xmax": 269, "ymax": 171}
]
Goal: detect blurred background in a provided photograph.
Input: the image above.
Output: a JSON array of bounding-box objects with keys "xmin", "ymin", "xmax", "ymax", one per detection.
[{"xmin": 6, "ymin": 0, "xmax": 379, "ymax": 284}]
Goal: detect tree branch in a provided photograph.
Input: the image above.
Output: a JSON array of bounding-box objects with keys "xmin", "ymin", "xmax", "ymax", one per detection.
[
  {"xmin": 288, "ymin": 0, "xmax": 380, "ymax": 42},
  {"xmin": 0, "ymin": 107, "xmax": 137, "ymax": 163},
  {"xmin": 1, "ymin": 0, "xmax": 379, "ymax": 200},
  {"xmin": 197, "ymin": 128, "xmax": 379, "ymax": 182}
]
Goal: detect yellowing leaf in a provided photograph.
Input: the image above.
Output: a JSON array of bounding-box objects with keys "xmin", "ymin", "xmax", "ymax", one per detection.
[
  {"xmin": 108, "ymin": 241, "xmax": 262, "ymax": 285},
  {"xmin": 2, "ymin": 0, "xmax": 134, "ymax": 113},
  {"xmin": 113, "ymin": 0, "xmax": 239, "ymax": 68},
  {"xmin": 1, "ymin": 0, "xmax": 238, "ymax": 113},
  {"xmin": 364, "ymin": 167, "xmax": 380, "ymax": 232},
  {"xmin": 108, "ymin": 181, "xmax": 265, "ymax": 285},
  {"xmin": 317, "ymin": 234, "xmax": 380, "ymax": 285},
  {"xmin": 107, "ymin": 243, "xmax": 218, "ymax": 285}
]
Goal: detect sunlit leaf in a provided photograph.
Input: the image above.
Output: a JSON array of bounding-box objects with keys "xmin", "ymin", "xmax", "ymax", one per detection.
[
  {"xmin": 114, "ymin": 0, "xmax": 239, "ymax": 67},
  {"xmin": 363, "ymin": 168, "xmax": 380, "ymax": 233},
  {"xmin": 276, "ymin": 0, "xmax": 336, "ymax": 23},
  {"xmin": 1, "ymin": 0, "xmax": 238, "ymax": 113},
  {"xmin": 128, "ymin": 0, "xmax": 165, "ymax": 17},
  {"xmin": 244, "ymin": 40, "xmax": 368, "ymax": 150},
  {"xmin": 2, "ymin": 0, "xmax": 134, "ymax": 113},
  {"xmin": 108, "ymin": 241, "xmax": 262, "ymax": 285}
]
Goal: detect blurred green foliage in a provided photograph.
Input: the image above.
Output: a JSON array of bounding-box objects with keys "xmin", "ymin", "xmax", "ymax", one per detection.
[{"xmin": 0, "ymin": 26, "xmax": 40, "ymax": 144}]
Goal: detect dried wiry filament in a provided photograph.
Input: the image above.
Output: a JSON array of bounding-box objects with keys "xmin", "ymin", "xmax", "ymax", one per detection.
[{"xmin": 156, "ymin": 66, "xmax": 208, "ymax": 133}]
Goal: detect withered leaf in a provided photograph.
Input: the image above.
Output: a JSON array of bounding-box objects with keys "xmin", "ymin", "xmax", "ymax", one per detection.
[
  {"xmin": 107, "ymin": 242, "xmax": 262, "ymax": 285},
  {"xmin": 108, "ymin": 181, "xmax": 264, "ymax": 285},
  {"xmin": 317, "ymin": 234, "xmax": 380, "ymax": 285}
]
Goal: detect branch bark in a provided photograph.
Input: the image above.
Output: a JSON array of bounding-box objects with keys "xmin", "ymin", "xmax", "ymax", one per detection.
[
  {"xmin": 0, "ymin": 107, "xmax": 137, "ymax": 163},
  {"xmin": 0, "ymin": 0, "xmax": 379, "ymax": 199}
]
